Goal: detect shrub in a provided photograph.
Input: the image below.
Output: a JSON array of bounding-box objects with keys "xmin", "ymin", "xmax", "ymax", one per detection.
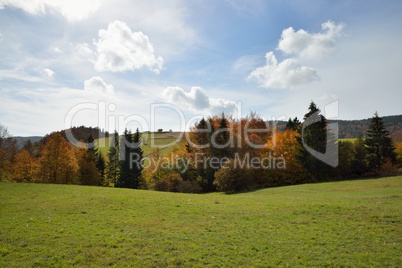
[{"xmin": 213, "ymin": 159, "xmax": 252, "ymax": 193}]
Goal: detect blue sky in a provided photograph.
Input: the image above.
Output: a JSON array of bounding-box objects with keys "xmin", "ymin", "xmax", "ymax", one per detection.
[{"xmin": 1, "ymin": 0, "xmax": 401, "ymax": 136}]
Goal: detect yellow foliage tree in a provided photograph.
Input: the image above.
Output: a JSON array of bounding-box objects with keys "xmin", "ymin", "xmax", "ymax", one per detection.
[
  {"xmin": 37, "ymin": 133, "xmax": 78, "ymax": 184},
  {"xmin": 265, "ymin": 129, "xmax": 308, "ymax": 185},
  {"xmin": 10, "ymin": 150, "xmax": 39, "ymax": 182}
]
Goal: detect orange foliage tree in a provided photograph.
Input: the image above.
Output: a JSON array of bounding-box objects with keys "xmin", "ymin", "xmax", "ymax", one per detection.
[
  {"xmin": 10, "ymin": 150, "xmax": 39, "ymax": 182},
  {"xmin": 37, "ymin": 133, "xmax": 78, "ymax": 184},
  {"xmin": 265, "ymin": 129, "xmax": 308, "ymax": 185}
]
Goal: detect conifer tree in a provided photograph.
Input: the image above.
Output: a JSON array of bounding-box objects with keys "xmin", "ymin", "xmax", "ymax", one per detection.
[
  {"xmin": 365, "ymin": 112, "xmax": 396, "ymax": 171},
  {"xmin": 298, "ymin": 101, "xmax": 334, "ymax": 180},
  {"xmin": 285, "ymin": 117, "xmax": 301, "ymax": 131},
  {"xmin": 96, "ymin": 152, "xmax": 106, "ymax": 185},
  {"xmin": 131, "ymin": 128, "xmax": 143, "ymax": 188},
  {"xmin": 117, "ymin": 128, "xmax": 143, "ymax": 189},
  {"xmin": 214, "ymin": 113, "xmax": 231, "ymax": 160},
  {"xmin": 106, "ymin": 131, "xmax": 119, "ymax": 186},
  {"xmin": 116, "ymin": 129, "xmax": 132, "ymax": 188}
]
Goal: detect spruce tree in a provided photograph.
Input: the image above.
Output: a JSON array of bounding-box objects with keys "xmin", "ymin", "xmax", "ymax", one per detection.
[
  {"xmin": 285, "ymin": 117, "xmax": 301, "ymax": 131},
  {"xmin": 364, "ymin": 112, "xmax": 396, "ymax": 171},
  {"xmin": 298, "ymin": 101, "xmax": 334, "ymax": 181},
  {"xmin": 96, "ymin": 152, "xmax": 106, "ymax": 186},
  {"xmin": 214, "ymin": 113, "xmax": 231, "ymax": 160},
  {"xmin": 116, "ymin": 128, "xmax": 143, "ymax": 189},
  {"xmin": 131, "ymin": 128, "xmax": 143, "ymax": 189},
  {"xmin": 193, "ymin": 117, "xmax": 209, "ymax": 150},
  {"xmin": 116, "ymin": 129, "xmax": 133, "ymax": 188},
  {"xmin": 106, "ymin": 131, "xmax": 119, "ymax": 186}
]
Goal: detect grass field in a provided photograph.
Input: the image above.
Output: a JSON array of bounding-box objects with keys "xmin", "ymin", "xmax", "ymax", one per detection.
[
  {"xmin": 95, "ymin": 132, "xmax": 183, "ymax": 157},
  {"xmin": 1, "ymin": 177, "xmax": 401, "ymax": 267},
  {"xmin": 338, "ymin": 138, "xmax": 358, "ymax": 143}
]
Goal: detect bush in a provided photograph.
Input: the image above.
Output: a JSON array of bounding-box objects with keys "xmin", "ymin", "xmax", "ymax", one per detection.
[{"xmin": 213, "ymin": 159, "xmax": 252, "ymax": 193}]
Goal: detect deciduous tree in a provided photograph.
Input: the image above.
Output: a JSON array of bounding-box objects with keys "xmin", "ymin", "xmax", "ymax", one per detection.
[
  {"xmin": 10, "ymin": 150, "xmax": 39, "ymax": 182},
  {"xmin": 37, "ymin": 133, "xmax": 78, "ymax": 184}
]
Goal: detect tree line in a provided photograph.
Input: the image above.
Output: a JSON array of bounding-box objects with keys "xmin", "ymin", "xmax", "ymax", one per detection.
[{"xmin": 1, "ymin": 101, "xmax": 401, "ymax": 193}]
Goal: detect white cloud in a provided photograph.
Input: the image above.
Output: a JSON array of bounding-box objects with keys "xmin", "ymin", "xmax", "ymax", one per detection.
[
  {"xmin": 84, "ymin": 76, "xmax": 114, "ymax": 94},
  {"xmin": 249, "ymin": 21, "xmax": 344, "ymax": 89},
  {"xmin": 162, "ymin": 86, "xmax": 238, "ymax": 114},
  {"xmin": 248, "ymin": 52, "xmax": 319, "ymax": 88},
  {"xmin": 94, "ymin": 20, "xmax": 164, "ymax": 74},
  {"xmin": 97, "ymin": 1, "xmax": 197, "ymax": 59},
  {"xmin": 163, "ymin": 87, "xmax": 209, "ymax": 110},
  {"xmin": 277, "ymin": 21, "xmax": 345, "ymax": 60},
  {"xmin": 76, "ymin": 43, "xmax": 94, "ymax": 58},
  {"xmin": 41, "ymin": 68, "xmax": 55, "ymax": 78},
  {"xmin": 0, "ymin": 0, "xmax": 99, "ymax": 22}
]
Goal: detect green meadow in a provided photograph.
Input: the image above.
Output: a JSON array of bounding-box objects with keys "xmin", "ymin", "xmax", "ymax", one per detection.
[
  {"xmin": 1, "ymin": 176, "xmax": 401, "ymax": 267},
  {"xmin": 338, "ymin": 138, "xmax": 358, "ymax": 143},
  {"xmin": 95, "ymin": 132, "xmax": 183, "ymax": 157}
]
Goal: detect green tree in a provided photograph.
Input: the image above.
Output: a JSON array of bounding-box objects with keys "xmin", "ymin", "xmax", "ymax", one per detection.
[
  {"xmin": 365, "ymin": 112, "xmax": 396, "ymax": 171},
  {"xmin": 131, "ymin": 128, "xmax": 143, "ymax": 188},
  {"xmin": 117, "ymin": 128, "xmax": 143, "ymax": 189},
  {"xmin": 336, "ymin": 141, "xmax": 354, "ymax": 179},
  {"xmin": 352, "ymin": 133, "xmax": 367, "ymax": 175},
  {"xmin": 285, "ymin": 117, "xmax": 301, "ymax": 131},
  {"xmin": 106, "ymin": 131, "xmax": 120, "ymax": 186},
  {"xmin": 191, "ymin": 117, "xmax": 210, "ymax": 150},
  {"xmin": 298, "ymin": 101, "xmax": 335, "ymax": 181},
  {"xmin": 96, "ymin": 152, "xmax": 106, "ymax": 185},
  {"xmin": 213, "ymin": 113, "xmax": 231, "ymax": 160}
]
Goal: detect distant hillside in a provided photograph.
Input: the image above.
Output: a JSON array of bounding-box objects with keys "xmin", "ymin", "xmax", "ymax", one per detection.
[
  {"xmin": 331, "ymin": 115, "xmax": 402, "ymax": 141},
  {"xmin": 13, "ymin": 136, "xmax": 42, "ymax": 149},
  {"xmin": 270, "ymin": 115, "xmax": 402, "ymax": 142},
  {"xmin": 40, "ymin": 126, "xmax": 109, "ymax": 145}
]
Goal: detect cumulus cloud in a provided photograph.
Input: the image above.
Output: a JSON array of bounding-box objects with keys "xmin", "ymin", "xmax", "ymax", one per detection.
[
  {"xmin": 0, "ymin": 0, "xmax": 99, "ymax": 22},
  {"xmin": 41, "ymin": 68, "xmax": 55, "ymax": 78},
  {"xmin": 94, "ymin": 20, "xmax": 164, "ymax": 74},
  {"xmin": 162, "ymin": 87, "xmax": 238, "ymax": 114},
  {"xmin": 249, "ymin": 21, "xmax": 344, "ymax": 89},
  {"xmin": 248, "ymin": 52, "xmax": 319, "ymax": 88},
  {"xmin": 277, "ymin": 21, "xmax": 345, "ymax": 60},
  {"xmin": 84, "ymin": 76, "xmax": 114, "ymax": 94}
]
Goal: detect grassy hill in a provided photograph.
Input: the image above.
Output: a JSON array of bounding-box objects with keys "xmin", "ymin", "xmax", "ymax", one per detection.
[
  {"xmin": 95, "ymin": 131, "xmax": 183, "ymax": 157},
  {"xmin": 1, "ymin": 176, "xmax": 401, "ymax": 267}
]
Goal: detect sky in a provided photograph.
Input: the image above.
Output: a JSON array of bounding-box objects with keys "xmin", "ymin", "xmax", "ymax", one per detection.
[{"xmin": 0, "ymin": 0, "xmax": 401, "ymax": 136}]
